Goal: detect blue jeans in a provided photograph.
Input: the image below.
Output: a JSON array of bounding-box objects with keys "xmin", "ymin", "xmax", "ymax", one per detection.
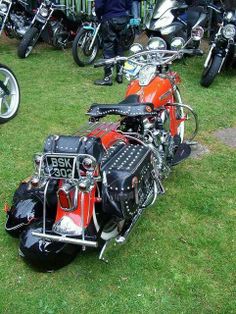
[{"xmin": 132, "ymin": 1, "xmax": 140, "ymax": 19}]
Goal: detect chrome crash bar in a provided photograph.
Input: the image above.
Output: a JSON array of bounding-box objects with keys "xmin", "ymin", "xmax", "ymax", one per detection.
[{"xmin": 32, "ymin": 232, "xmax": 98, "ymax": 248}]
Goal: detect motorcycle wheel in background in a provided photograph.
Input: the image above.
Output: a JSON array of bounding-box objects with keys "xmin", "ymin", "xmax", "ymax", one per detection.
[
  {"xmin": 200, "ymin": 55, "xmax": 223, "ymax": 87},
  {"xmin": 17, "ymin": 27, "xmax": 40, "ymax": 58},
  {"xmin": 72, "ymin": 28, "xmax": 99, "ymax": 66},
  {"xmin": 0, "ymin": 65, "xmax": 20, "ymax": 123}
]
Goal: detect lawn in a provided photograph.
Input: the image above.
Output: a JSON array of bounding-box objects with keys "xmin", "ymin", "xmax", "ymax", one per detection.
[{"xmin": 0, "ymin": 37, "xmax": 236, "ymax": 314}]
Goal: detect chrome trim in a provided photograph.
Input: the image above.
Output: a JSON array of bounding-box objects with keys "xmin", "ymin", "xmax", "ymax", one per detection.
[
  {"xmin": 37, "ymin": 153, "xmax": 98, "ymax": 181},
  {"xmin": 32, "ymin": 232, "xmax": 98, "ymax": 247}
]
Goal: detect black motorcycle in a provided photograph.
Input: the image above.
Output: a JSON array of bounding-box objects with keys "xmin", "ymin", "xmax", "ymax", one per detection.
[
  {"xmin": 72, "ymin": 16, "xmax": 136, "ymax": 67},
  {"xmin": 200, "ymin": 1, "xmax": 236, "ymax": 87},
  {"xmin": 145, "ymin": 0, "xmax": 207, "ymax": 50},
  {"xmin": 17, "ymin": 0, "xmax": 82, "ymax": 58},
  {"xmin": 0, "ymin": 0, "xmax": 33, "ymax": 40}
]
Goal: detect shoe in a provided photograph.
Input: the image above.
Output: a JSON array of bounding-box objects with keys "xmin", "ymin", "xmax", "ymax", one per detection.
[
  {"xmin": 94, "ymin": 65, "xmax": 113, "ymax": 86},
  {"xmin": 94, "ymin": 76, "xmax": 113, "ymax": 86},
  {"xmin": 116, "ymin": 64, "xmax": 123, "ymax": 84},
  {"xmin": 115, "ymin": 74, "xmax": 123, "ymax": 84}
]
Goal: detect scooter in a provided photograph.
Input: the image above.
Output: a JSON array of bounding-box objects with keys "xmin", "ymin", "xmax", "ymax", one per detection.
[{"xmin": 145, "ymin": 0, "xmax": 207, "ymax": 50}]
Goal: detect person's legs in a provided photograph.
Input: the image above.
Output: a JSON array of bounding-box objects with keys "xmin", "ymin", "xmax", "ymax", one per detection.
[
  {"xmin": 94, "ymin": 20, "xmax": 116, "ymax": 86},
  {"xmin": 112, "ymin": 17, "xmax": 129, "ymax": 83},
  {"xmin": 132, "ymin": 1, "xmax": 140, "ymax": 19}
]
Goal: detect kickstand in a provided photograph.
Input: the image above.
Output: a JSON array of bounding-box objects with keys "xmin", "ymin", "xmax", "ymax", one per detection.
[{"xmin": 99, "ymin": 239, "xmax": 112, "ymax": 263}]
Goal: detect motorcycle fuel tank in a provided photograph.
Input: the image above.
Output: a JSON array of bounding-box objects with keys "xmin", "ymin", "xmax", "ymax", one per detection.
[{"xmin": 126, "ymin": 75, "xmax": 174, "ymax": 109}]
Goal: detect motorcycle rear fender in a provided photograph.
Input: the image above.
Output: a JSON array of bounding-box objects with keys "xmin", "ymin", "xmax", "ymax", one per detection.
[
  {"xmin": 83, "ymin": 25, "xmax": 96, "ymax": 33},
  {"xmin": 55, "ymin": 185, "xmax": 96, "ymax": 230}
]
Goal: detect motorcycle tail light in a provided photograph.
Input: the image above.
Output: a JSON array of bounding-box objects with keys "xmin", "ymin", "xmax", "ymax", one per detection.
[{"xmin": 58, "ymin": 189, "xmax": 71, "ymax": 209}]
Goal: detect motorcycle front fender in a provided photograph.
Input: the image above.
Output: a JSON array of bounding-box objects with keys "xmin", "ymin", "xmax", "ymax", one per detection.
[
  {"xmin": 83, "ymin": 25, "xmax": 95, "ymax": 32},
  {"xmin": 204, "ymin": 44, "xmax": 215, "ymax": 68}
]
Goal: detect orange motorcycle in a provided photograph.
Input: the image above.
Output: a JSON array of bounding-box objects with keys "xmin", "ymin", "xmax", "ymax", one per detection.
[{"xmin": 5, "ymin": 35, "xmax": 201, "ymax": 271}]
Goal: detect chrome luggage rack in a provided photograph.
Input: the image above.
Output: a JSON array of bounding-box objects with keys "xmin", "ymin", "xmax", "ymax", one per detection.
[{"xmin": 32, "ymin": 152, "xmax": 99, "ymax": 249}]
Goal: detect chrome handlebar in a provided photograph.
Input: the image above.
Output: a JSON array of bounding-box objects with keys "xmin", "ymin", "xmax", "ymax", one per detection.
[{"xmin": 94, "ymin": 48, "xmax": 198, "ymax": 68}]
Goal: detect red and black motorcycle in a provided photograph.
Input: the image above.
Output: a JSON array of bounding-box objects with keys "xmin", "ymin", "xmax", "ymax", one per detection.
[{"xmin": 5, "ymin": 37, "xmax": 200, "ymax": 271}]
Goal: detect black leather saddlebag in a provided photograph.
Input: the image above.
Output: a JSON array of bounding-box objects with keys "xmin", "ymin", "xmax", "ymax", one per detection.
[
  {"xmin": 101, "ymin": 145, "xmax": 154, "ymax": 219},
  {"xmin": 43, "ymin": 135, "xmax": 105, "ymax": 162}
]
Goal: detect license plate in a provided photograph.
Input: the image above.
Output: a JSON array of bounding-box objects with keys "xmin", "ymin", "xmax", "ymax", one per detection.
[{"xmin": 46, "ymin": 156, "xmax": 77, "ymax": 179}]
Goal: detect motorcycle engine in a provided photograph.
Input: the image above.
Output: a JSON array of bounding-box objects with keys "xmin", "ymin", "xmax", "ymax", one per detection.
[
  {"xmin": 50, "ymin": 20, "xmax": 69, "ymax": 48},
  {"xmin": 7, "ymin": 12, "xmax": 30, "ymax": 38},
  {"xmin": 120, "ymin": 113, "xmax": 176, "ymax": 176},
  {"xmin": 142, "ymin": 114, "xmax": 176, "ymax": 175}
]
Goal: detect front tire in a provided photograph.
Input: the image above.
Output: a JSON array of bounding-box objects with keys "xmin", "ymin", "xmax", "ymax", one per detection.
[
  {"xmin": 72, "ymin": 28, "xmax": 99, "ymax": 66},
  {"xmin": 17, "ymin": 27, "xmax": 40, "ymax": 59},
  {"xmin": 0, "ymin": 65, "xmax": 20, "ymax": 123},
  {"xmin": 200, "ymin": 55, "xmax": 223, "ymax": 87}
]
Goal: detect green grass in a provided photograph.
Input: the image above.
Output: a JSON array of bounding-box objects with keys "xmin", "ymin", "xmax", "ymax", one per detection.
[{"xmin": 0, "ymin": 37, "xmax": 236, "ymax": 314}]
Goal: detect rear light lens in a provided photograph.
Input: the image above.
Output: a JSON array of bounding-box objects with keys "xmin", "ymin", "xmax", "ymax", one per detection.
[
  {"xmin": 57, "ymin": 184, "xmax": 77, "ymax": 211},
  {"xmin": 58, "ymin": 189, "xmax": 71, "ymax": 209}
]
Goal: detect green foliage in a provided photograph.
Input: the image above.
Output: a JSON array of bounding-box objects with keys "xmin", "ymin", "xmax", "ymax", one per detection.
[{"xmin": 0, "ymin": 38, "xmax": 235, "ymax": 313}]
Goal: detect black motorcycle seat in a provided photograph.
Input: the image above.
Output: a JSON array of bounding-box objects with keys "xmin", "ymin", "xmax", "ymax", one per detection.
[
  {"xmin": 87, "ymin": 97, "xmax": 159, "ymax": 118},
  {"xmin": 120, "ymin": 94, "xmax": 140, "ymax": 104}
]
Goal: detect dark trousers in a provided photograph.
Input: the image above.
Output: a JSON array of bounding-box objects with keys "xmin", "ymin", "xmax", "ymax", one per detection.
[{"xmin": 102, "ymin": 16, "xmax": 129, "ymax": 59}]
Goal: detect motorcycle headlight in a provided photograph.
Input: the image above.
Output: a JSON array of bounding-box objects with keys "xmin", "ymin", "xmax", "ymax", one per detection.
[
  {"xmin": 138, "ymin": 65, "xmax": 156, "ymax": 86},
  {"xmin": 222, "ymin": 24, "xmax": 236, "ymax": 39},
  {"xmin": 0, "ymin": 3, "xmax": 8, "ymax": 13},
  {"xmin": 225, "ymin": 12, "xmax": 234, "ymax": 23},
  {"xmin": 147, "ymin": 37, "xmax": 167, "ymax": 51},
  {"xmin": 130, "ymin": 43, "xmax": 143, "ymax": 54},
  {"xmin": 191, "ymin": 26, "xmax": 205, "ymax": 41},
  {"xmin": 39, "ymin": 7, "xmax": 49, "ymax": 18},
  {"xmin": 170, "ymin": 37, "xmax": 185, "ymax": 51}
]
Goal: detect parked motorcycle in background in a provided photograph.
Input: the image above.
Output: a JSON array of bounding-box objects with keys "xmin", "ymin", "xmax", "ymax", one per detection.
[
  {"xmin": 5, "ymin": 28, "xmax": 203, "ymax": 270},
  {"xmin": 145, "ymin": 0, "xmax": 207, "ymax": 50},
  {"xmin": 0, "ymin": 0, "xmax": 33, "ymax": 40},
  {"xmin": 72, "ymin": 13, "xmax": 136, "ymax": 67},
  {"xmin": 17, "ymin": 0, "xmax": 82, "ymax": 58},
  {"xmin": 200, "ymin": 1, "xmax": 236, "ymax": 87},
  {"xmin": 0, "ymin": 64, "xmax": 20, "ymax": 123}
]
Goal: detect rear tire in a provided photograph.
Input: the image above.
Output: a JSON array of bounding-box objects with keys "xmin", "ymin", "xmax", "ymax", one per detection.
[
  {"xmin": 200, "ymin": 55, "xmax": 223, "ymax": 87},
  {"xmin": 17, "ymin": 27, "xmax": 40, "ymax": 59}
]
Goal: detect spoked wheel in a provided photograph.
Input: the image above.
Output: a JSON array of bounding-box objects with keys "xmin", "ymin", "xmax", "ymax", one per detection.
[
  {"xmin": 0, "ymin": 65, "xmax": 20, "ymax": 123},
  {"xmin": 173, "ymin": 88, "xmax": 198, "ymax": 142},
  {"xmin": 92, "ymin": 206, "xmax": 125, "ymax": 242},
  {"xmin": 72, "ymin": 29, "xmax": 99, "ymax": 66},
  {"xmin": 17, "ymin": 27, "xmax": 40, "ymax": 59}
]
